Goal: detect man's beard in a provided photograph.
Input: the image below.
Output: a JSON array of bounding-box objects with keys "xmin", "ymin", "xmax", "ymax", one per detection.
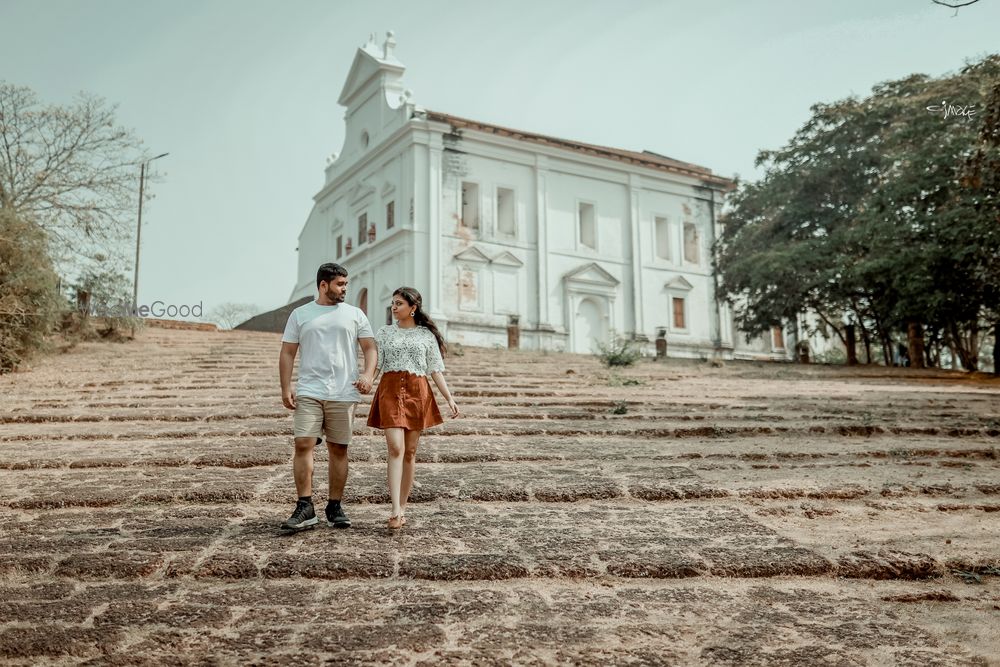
[{"xmin": 325, "ymin": 287, "xmax": 345, "ymax": 303}]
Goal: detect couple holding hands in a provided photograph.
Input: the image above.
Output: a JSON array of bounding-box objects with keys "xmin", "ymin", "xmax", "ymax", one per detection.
[{"xmin": 278, "ymin": 263, "xmax": 459, "ymax": 531}]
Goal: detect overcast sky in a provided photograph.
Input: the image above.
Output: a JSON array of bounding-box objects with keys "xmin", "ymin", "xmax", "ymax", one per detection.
[{"xmin": 2, "ymin": 0, "xmax": 997, "ymax": 321}]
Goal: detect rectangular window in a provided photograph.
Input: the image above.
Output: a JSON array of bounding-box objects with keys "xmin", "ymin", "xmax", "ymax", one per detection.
[
  {"xmin": 497, "ymin": 187, "xmax": 515, "ymax": 236},
  {"xmin": 461, "ymin": 182, "xmax": 480, "ymax": 229},
  {"xmin": 655, "ymin": 216, "xmax": 670, "ymax": 260},
  {"xmin": 336, "ymin": 235, "xmax": 342, "ymax": 259},
  {"xmin": 358, "ymin": 212, "xmax": 368, "ymax": 246},
  {"xmin": 579, "ymin": 202, "xmax": 596, "ymax": 249},
  {"xmin": 772, "ymin": 325, "xmax": 785, "ymax": 349},
  {"xmin": 672, "ymin": 297, "xmax": 686, "ymax": 330},
  {"xmin": 386, "ymin": 201, "xmax": 395, "ymax": 229},
  {"xmin": 683, "ymin": 223, "xmax": 699, "ymax": 264}
]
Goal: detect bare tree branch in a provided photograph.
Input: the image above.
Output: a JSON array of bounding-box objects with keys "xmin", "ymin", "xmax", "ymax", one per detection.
[
  {"xmin": 0, "ymin": 82, "xmax": 145, "ymax": 275},
  {"xmin": 931, "ymin": 0, "xmax": 980, "ymax": 16},
  {"xmin": 208, "ymin": 303, "xmax": 260, "ymax": 329}
]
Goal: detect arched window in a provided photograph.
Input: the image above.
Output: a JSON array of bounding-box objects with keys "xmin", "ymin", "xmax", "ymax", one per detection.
[{"xmin": 357, "ymin": 288, "xmax": 368, "ymax": 316}]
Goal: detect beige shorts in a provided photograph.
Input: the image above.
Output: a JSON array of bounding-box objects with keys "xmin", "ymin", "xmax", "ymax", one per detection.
[{"xmin": 293, "ymin": 397, "xmax": 355, "ymax": 445}]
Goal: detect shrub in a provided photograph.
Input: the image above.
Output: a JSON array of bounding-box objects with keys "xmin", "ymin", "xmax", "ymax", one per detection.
[
  {"xmin": 596, "ymin": 334, "xmax": 641, "ymax": 367},
  {"xmin": 0, "ymin": 210, "xmax": 64, "ymax": 372},
  {"xmin": 72, "ymin": 266, "xmax": 141, "ymax": 340},
  {"xmin": 814, "ymin": 348, "xmax": 848, "ymax": 365}
]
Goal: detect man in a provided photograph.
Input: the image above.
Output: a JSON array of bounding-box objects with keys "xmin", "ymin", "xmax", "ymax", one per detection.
[{"xmin": 278, "ymin": 263, "xmax": 377, "ymax": 530}]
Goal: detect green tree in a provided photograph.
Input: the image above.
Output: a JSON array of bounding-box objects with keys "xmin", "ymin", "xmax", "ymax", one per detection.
[
  {"xmin": 0, "ymin": 82, "xmax": 147, "ymax": 366},
  {"xmin": 946, "ymin": 67, "xmax": 1000, "ymax": 372},
  {"xmin": 716, "ymin": 55, "xmax": 1000, "ymax": 370},
  {"xmin": 0, "ymin": 208, "xmax": 62, "ymax": 372}
]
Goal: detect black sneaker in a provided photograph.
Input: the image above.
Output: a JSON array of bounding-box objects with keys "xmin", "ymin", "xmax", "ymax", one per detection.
[
  {"xmin": 281, "ymin": 499, "xmax": 318, "ymax": 531},
  {"xmin": 326, "ymin": 501, "xmax": 351, "ymax": 529}
]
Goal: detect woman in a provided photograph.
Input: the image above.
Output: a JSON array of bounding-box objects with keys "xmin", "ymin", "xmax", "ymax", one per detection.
[{"xmin": 367, "ymin": 287, "xmax": 460, "ymax": 529}]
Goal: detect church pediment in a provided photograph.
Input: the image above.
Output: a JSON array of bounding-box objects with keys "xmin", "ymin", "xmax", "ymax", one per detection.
[
  {"xmin": 453, "ymin": 246, "xmax": 491, "ymax": 264},
  {"xmin": 338, "ymin": 34, "xmax": 406, "ymax": 107},
  {"xmin": 349, "ymin": 181, "xmax": 376, "ymax": 206},
  {"xmin": 563, "ymin": 262, "xmax": 620, "ymax": 287},
  {"xmin": 491, "ymin": 251, "xmax": 523, "ymax": 267},
  {"xmin": 664, "ymin": 275, "xmax": 694, "ymax": 291}
]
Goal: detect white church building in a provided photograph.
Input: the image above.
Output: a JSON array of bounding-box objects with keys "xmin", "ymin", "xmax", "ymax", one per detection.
[{"xmin": 288, "ymin": 33, "xmax": 791, "ymax": 361}]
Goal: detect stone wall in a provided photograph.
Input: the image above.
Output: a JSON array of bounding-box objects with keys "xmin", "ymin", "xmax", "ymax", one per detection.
[{"xmin": 235, "ymin": 296, "xmax": 311, "ymax": 333}]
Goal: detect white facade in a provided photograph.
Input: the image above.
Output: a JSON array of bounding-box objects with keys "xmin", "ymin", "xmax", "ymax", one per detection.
[{"xmin": 290, "ymin": 34, "xmax": 788, "ymax": 360}]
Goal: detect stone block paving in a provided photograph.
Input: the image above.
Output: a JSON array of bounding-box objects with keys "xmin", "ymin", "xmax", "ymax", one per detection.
[{"xmin": 0, "ymin": 328, "xmax": 998, "ymax": 664}]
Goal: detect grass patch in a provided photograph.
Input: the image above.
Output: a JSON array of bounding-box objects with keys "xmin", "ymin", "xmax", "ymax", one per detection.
[{"xmin": 608, "ymin": 374, "xmax": 644, "ymax": 387}]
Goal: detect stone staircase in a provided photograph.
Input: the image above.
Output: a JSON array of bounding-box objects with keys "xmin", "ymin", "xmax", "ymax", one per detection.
[{"xmin": 0, "ymin": 328, "xmax": 998, "ymax": 665}]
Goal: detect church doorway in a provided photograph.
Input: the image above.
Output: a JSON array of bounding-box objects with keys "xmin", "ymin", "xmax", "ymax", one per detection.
[{"xmin": 573, "ymin": 296, "xmax": 607, "ymax": 354}]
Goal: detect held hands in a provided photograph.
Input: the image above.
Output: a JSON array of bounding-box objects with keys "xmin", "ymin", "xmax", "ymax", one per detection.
[
  {"xmin": 354, "ymin": 374, "xmax": 373, "ymax": 394},
  {"xmin": 282, "ymin": 388, "xmax": 297, "ymax": 410}
]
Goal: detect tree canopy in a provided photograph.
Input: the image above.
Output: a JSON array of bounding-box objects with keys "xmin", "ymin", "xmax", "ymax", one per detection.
[
  {"xmin": 0, "ymin": 82, "xmax": 147, "ymax": 371},
  {"xmin": 716, "ymin": 55, "xmax": 1000, "ymax": 370},
  {"xmin": 0, "ymin": 82, "xmax": 145, "ymax": 272}
]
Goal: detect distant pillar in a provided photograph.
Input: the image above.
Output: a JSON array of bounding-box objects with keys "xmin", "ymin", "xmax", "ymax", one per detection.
[
  {"xmin": 507, "ymin": 315, "xmax": 520, "ymax": 350},
  {"xmin": 655, "ymin": 327, "xmax": 667, "ymax": 359},
  {"xmin": 627, "ymin": 175, "xmax": 646, "ymax": 339}
]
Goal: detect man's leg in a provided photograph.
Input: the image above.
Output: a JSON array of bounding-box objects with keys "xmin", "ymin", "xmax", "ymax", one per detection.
[
  {"xmin": 327, "ymin": 441, "xmax": 349, "ymax": 501},
  {"xmin": 282, "ymin": 398, "xmax": 323, "ymax": 531},
  {"xmin": 281, "ymin": 436, "xmax": 320, "ymax": 530},
  {"xmin": 325, "ymin": 442, "xmax": 351, "ymax": 528},
  {"xmin": 293, "ymin": 437, "xmax": 317, "ymax": 497},
  {"xmin": 323, "ymin": 401, "xmax": 354, "ymax": 528}
]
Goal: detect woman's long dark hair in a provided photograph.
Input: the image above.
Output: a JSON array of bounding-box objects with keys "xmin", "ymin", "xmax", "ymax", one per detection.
[{"xmin": 394, "ymin": 287, "xmax": 446, "ymax": 356}]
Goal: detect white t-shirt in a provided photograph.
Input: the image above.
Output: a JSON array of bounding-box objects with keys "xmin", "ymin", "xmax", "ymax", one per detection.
[{"xmin": 281, "ymin": 301, "xmax": 374, "ymax": 401}]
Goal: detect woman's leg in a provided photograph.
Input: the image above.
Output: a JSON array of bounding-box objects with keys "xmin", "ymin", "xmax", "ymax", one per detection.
[
  {"xmin": 400, "ymin": 429, "xmax": 422, "ymax": 517},
  {"xmin": 385, "ymin": 427, "xmax": 405, "ymax": 522}
]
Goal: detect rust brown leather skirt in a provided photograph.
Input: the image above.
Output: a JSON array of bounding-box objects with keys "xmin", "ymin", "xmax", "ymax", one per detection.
[{"xmin": 366, "ymin": 371, "xmax": 443, "ymax": 431}]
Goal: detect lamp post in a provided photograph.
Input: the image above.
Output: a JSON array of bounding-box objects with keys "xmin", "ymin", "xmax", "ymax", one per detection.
[{"xmin": 132, "ymin": 152, "xmax": 168, "ymax": 314}]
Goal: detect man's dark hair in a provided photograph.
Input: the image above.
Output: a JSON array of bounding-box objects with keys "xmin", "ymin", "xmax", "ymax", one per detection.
[{"xmin": 316, "ymin": 263, "xmax": 348, "ymax": 288}]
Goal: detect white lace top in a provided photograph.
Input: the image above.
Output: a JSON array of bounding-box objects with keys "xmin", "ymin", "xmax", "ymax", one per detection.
[{"xmin": 375, "ymin": 324, "xmax": 445, "ymax": 377}]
